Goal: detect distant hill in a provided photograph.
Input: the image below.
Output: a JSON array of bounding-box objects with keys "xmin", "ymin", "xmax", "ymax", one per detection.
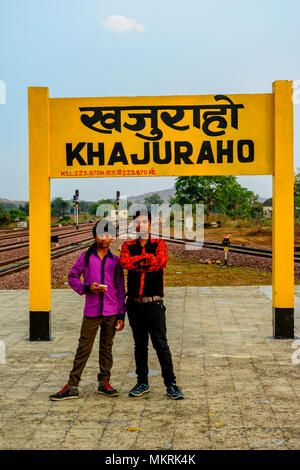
[
  {"xmin": 128, "ymin": 192, "xmax": 270, "ymax": 204},
  {"xmin": 127, "ymin": 188, "xmax": 175, "ymax": 204},
  {"xmin": 262, "ymin": 197, "xmax": 272, "ymax": 206},
  {"xmin": 0, "ymin": 192, "xmax": 270, "ymax": 208},
  {"xmin": 0, "ymin": 197, "xmax": 27, "ymax": 209}
]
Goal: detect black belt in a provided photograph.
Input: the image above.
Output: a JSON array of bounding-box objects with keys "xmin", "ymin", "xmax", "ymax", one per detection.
[{"xmin": 127, "ymin": 295, "xmax": 163, "ymax": 304}]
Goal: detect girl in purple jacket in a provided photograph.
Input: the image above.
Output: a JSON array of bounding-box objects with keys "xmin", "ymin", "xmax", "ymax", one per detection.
[{"xmin": 49, "ymin": 219, "xmax": 126, "ymax": 400}]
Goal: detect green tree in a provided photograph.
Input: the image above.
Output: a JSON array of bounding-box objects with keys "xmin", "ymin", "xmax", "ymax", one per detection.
[
  {"xmin": 60, "ymin": 214, "xmax": 71, "ymax": 222},
  {"xmin": 0, "ymin": 202, "xmax": 17, "ymax": 210},
  {"xmin": 174, "ymin": 176, "xmax": 262, "ymax": 218},
  {"xmin": 214, "ymin": 178, "xmax": 262, "ymax": 219},
  {"xmin": 263, "ymin": 197, "xmax": 272, "ymax": 207},
  {"xmin": 294, "ymin": 172, "xmax": 300, "ymax": 218},
  {"xmin": 168, "ymin": 196, "xmax": 177, "ymax": 207},
  {"xmin": 77, "ymin": 200, "xmax": 91, "ymax": 212},
  {"xmin": 51, "ymin": 197, "xmax": 70, "ymax": 217},
  {"xmin": 250, "ymin": 194, "xmax": 264, "ymax": 219},
  {"xmin": 89, "ymin": 199, "xmax": 114, "ymax": 215},
  {"xmin": 18, "ymin": 201, "xmax": 29, "ymax": 216},
  {"xmin": 0, "ymin": 204, "xmax": 10, "ymax": 226},
  {"xmin": 294, "ymin": 172, "xmax": 300, "ymax": 197},
  {"xmin": 174, "ymin": 176, "xmax": 236, "ymax": 216},
  {"xmin": 9, "ymin": 208, "xmax": 27, "ymax": 222},
  {"xmin": 70, "ymin": 199, "xmax": 93, "ymax": 216},
  {"xmin": 295, "ymin": 195, "xmax": 300, "ymax": 218},
  {"xmin": 144, "ymin": 193, "xmax": 164, "ymax": 208}
]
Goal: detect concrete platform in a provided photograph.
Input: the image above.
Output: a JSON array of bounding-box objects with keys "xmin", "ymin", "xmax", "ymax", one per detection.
[{"xmin": 1, "ymin": 286, "xmax": 300, "ymax": 450}]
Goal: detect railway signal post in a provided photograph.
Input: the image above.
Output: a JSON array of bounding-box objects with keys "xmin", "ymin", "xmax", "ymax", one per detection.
[
  {"xmin": 221, "ymin": 235, "xmax": 231, "ymax": 267},
  {"xmin": 73, "ymin": 195, "xmax": 76, "ymax": 225},
  {"xmin": 74, "ymin": 189, "xmax": 79, "ymax": 230}
]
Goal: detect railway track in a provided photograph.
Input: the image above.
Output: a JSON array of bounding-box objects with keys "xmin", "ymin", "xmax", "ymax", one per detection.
[
  {"xmin": 0, "ymin": 222, "xmax": 93, "ymax": 242},
  {"xmin": 0, "ymin": 221, "xmax": 129, "ymax": 277},
  {"xmin": 1, "ymin": 224, "xmax": 299, "ymax": 278},
  {"xmin": 0, "ymin": 223, "xmax": 93, "ymax": 241},
  {"xmin": 0, "ymin": 238, "xmax": 95, "ymax": 277},
  {"xmin": 157, "ymin": 234, "xmax": 300, "ymax": 262},
  {"xmin": 0, "ymin": 227, "xmax": 94, "ymax": 252}
]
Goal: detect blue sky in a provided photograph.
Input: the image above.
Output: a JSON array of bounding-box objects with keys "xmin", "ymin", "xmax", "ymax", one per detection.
[{"xmin": 0, "ymin": 0, "xmax": 299, "ymax": 202}]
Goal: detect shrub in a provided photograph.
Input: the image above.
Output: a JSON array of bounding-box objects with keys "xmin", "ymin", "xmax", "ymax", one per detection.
[{"xmin": 0, "ymin": 204, "xmax": 10, "ymax": 227}]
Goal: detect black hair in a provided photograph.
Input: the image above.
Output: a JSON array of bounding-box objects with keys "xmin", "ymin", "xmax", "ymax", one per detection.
[
  {"xmin": 133, "ymin": 210, "xmax": 151, "ymax": 222},
  {"xmin": 84, "ymin": 219, "xmax": 115, "ymax": 267}
]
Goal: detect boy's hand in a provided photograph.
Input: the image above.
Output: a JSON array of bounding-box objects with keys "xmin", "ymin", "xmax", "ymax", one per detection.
[
  {"xmin": 138, "ymin": 260, "xmax": 151, "ymax": 267},
  {"xmin": 115, "ymin": 320, "xmax": 124, "ymax": 331},
  {"xmin": 133, "ymin": 254, "xmax": 153, "ymax": 266},
  {"xmin": 90, "ymin": 282, "xmax": 107, "ymax": 294}
]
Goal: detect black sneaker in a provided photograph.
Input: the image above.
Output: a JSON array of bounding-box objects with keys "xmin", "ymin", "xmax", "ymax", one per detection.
[
  {"xmin": 49, "ymin": 384, "xmax": 79, "ymax": 401},
  {"xmin": 98, "ymin": 381, "xmax": 119, "ymax": 397},
  {"xmin": 166, "ymin": 383, "xmax": 184, "ymax": 400},
  {"xmin": 128, "ymin": 383, "xmax": 150, "ymax": 397}
]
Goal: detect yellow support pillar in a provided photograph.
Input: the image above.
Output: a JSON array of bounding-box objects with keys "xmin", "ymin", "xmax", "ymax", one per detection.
[
  {"xmin": 272, "ymin": 80, "xmax": 294, "ymax": 338},
  {"xmin": 28, "ymin": 87, "xmax": 51, "ymax": 340}
]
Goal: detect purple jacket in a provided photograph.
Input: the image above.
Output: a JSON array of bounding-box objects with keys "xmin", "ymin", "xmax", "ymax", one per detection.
[{"xmin": 68, "ymin": 246, "xmax": 126, "ymax": 320}]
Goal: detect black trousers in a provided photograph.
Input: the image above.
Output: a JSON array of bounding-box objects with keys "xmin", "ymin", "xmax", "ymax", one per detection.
[{"xmin": 127, "ymin": 300, "xmax": 176, "ymax": 386}]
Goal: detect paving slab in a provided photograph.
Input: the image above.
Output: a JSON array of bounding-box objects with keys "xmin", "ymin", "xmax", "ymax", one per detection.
[{"xmin": 0, "ymin": 286, "xmax": 300, "ymax": 450}]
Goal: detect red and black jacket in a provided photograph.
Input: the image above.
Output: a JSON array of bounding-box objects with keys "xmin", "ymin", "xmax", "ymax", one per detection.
[{"xmin": 120, "ymin": 235, "xmax": 168, "ymax": 298}]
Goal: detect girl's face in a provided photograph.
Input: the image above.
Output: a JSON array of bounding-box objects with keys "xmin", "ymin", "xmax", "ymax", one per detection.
[{"xmin": 95, "ymin": 233, "xmax": 113, "ymax": 248}]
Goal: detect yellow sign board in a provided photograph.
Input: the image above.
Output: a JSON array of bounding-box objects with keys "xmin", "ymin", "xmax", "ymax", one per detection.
[
  {"xmin": 28, "ymin": 81, "xmax": 294, "ymax": 341},
  {"xmin": 49, "ymin": 93, "xmax": 274, "ymax": 178}
]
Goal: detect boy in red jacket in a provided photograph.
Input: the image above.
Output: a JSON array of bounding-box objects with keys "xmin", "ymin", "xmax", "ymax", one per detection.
[{"xmin": 120, "ymin": 211, "xmax": 184, "ymax": 400}]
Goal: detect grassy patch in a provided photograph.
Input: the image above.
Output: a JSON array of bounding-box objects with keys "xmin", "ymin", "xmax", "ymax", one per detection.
[
  {"xmin": 164, "ymin": 253, "xmax": 273, "ymax": 286},
  {"xmin": 52, "ymin": 249, "xmax": 300, "ymax": 289}
]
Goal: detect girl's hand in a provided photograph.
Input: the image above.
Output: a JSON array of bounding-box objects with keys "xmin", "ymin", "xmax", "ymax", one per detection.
[
  {"xmin": 90, "ymin": 282, "xmax": 107, "ymax": 294},
  {"xmin": 115, "ymin": 320, "xmax": 124, "ymax": 331}
]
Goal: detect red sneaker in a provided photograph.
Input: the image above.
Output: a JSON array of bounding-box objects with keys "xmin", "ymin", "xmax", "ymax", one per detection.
[
  {"xmin": 98, "ymin": 381, "xmax": 119, "ymax": 396},
  {"xmin": 49, "ymin": 384, "xmax": 79, "ymax": 401}
]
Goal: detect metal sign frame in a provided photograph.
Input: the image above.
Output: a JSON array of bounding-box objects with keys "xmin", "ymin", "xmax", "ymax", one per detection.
[{"xmin": 28, "ymin": 81, "xmax": 294, "ymax": 340}]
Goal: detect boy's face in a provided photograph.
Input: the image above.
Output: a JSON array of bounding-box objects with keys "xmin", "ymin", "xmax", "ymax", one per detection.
[
  {"xmin": 95, "ymin": 232, "xmax": 113, "ymax": 248},
  {"xmin": 135, "ymin": 216, "xmax": 151, "ymax": 238}
]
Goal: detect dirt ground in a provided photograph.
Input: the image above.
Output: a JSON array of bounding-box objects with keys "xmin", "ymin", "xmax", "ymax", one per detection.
[{"xmin": 202, "ymin": 223, "xmax": 299, "ymax": 249}]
